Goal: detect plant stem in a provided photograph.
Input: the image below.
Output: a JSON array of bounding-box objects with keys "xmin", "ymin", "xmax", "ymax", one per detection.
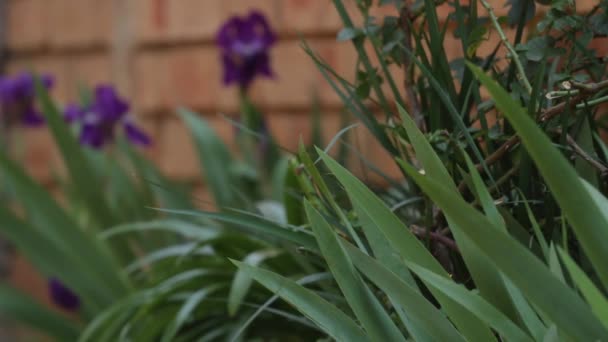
[
  {"xmin": 411, "ymin": 225, "xmax": 459, "ymax": 252},
  {"xmin": 566, "ymin": 134, "xmax": 608, "ymax": 176},
  {"xmin": 480, "ymin": 0, "xmax": 532, "ymax": 94},
  {"xmin": 332, "ymin": 0, "xmax": 393, "ymax": 118}
]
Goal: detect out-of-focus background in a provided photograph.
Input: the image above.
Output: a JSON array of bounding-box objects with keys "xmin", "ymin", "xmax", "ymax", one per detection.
[
  {"xmin": 4, "ymin": 0, "xmax": 360, "ymax": 181},
  {"xmin": 2, "ymin": 0, "xmax": 403, "ymax": 317},
  {"xmin": 1, "ymin": 0, "xmax": 604, "ymax": 321}
]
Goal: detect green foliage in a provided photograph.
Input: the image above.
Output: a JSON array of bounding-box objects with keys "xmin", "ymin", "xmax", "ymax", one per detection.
[
  {"xmin": 0, "ymin": 83, "xmax": 325, "ymax": 340},
  {"xmin": 235, "ymin": 0, "xmax": 608, "ymax": 341},
  {"xmin": 3, "ymin": 0, "xmax": 608, "ymax": 340}
]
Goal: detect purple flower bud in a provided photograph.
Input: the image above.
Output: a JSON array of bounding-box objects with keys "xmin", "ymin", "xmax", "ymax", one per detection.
[
  {"xmin": 216, "ymin": 10, "xmax": 277, "ymax": 90},
  {"xmin": 47, "ymin": 278, "xmax": 80, "ymax": 311},
  {"xmin": 0, "ymin": 72, "xmax": 53, "ymax": 127},
  {"xmin": 64, "ymin": 85, "xmax": 151, "ymax": 149}
]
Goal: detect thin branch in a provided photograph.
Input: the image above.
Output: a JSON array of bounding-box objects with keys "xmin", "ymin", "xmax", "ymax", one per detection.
[
  {"xmin": 566, "ymin": 134, "xmax": 608, "ymax": 176},
  {"xmin": 480, "ymin": 0, "xmax": 532, "ymax": 94},
  {"xmin": 411, "ymin": 225, "xmax": 459, "ymax": 252},
  {"xmin": 400, "ymin": 3, "xmax": 425, "ymax": 131}
]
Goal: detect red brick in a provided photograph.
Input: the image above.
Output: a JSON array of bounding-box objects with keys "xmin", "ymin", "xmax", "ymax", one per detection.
[
  {"xmin": 279, "ymin": 0, "xmax": 342, "ymax": 34},
  {"xmin": 253, "ymin": 39, "xmax": 357, "ymax": 108},
  {"xmin": 130, "ymin": 116, "xmax": 161, "ymax": 162},
  {"xmin": 47, "ymin": 0, "xmax": 113, "ymax": 48},
  {"xmin": 7, "ymin": 54, "xmax": 112, "ymax": 107},
  {"xmin": 12, "ymin": 127, "xmax": 64, "ymax": 183},
  {"xmin": 133, "ymin": 51, "xmax": 169, "ymax": 112},
  {"xmin": 157, "ymin": 117, "xmax": 199, "ymax": 179},
  {"xmin": 135, "ymin": 0, "xmax": 224, "ymax": 43},
  {"xmin": 157, "ymin": 114, "xmax": 235, "ymax": 180},
  {"xmin": 133, "ymin": 47, "xmax": 221, "ymax": 113},
  {"xmin": 348, "ymin": 118, "xmax": 402, "ymax": 183},
  {"xmin": 191, "ymin": 185, "xmax": 217, "ymax": 211},
  {"xmin": 134, "ymin": 0, "xmax": 282, "ymax": 44},
  {"xmin": 9, "ymin": 254, "xmax": 52, "ymax": 308},
  {"xmin": 222, "ymin": 0, "xmax": 281, "ymax": 30},
  {"xmin": 590, "ymin": 37, "xmax": 608, "ymax": 58},
  {"xmin": 6, "ymin": 0, "xmax": 49, "ymax": 51},
  {"xmin": 65, "ymin": 54, "xmax": 113, "ymax": 101},
  {"xmin": 268, "ymin": 111, "xmax": 344, "ymax": 152}
]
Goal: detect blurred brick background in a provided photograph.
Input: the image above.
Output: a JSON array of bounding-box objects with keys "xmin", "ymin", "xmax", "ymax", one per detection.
[
  {"xmin": 5, "ymin": 0, "xmax": 603, "ymax": 184},
  {"xmin": 3, "ymin": 0, "xmax": 399, "ymax": 186},
  {"xmin": 1, "ymin": 0, "xmax": 604, "ymax": 323}
]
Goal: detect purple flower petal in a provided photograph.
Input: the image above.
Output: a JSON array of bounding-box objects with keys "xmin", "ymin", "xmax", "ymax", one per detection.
[
  {"xmin": 93, "ymin": 85, "xmax": 129, "ymax": 121},
  {"xmin": 48, "ymin": 278, "xmax": 80, "ymax": 311},
  {"xmin": 79, "ymin": 124, "xmax": 108, "ymax": 149},
  {"xmin": 0, "ymin": 72, "xmax": 53, "ymax": 128},
  {"xmin": 247, "ymin": 10, "xmax": 277, "ymax": 48},
  {"xmin": 216, "ymin": 10, "xmax": 277, "ymax": 90},
  {"xmin": 216, "ymin": 16, "xmax": 244, "ymax": 51},
  {"xmin": 221, "ymin": 53, "xmax": 242, "ymax": 86},
  {"xmin": 0, "ymin": 77, "xmax": 14, "ymax": 101},
  {"xmin": 21, "ymin": 106, "xmax": 45, "ymax": 127},
  {"xmin": 63, "ymin": 104, "xmax": 85, "ymax": 123},
  {"xmin": 255, "ymin": 52, "xmax": 274, "ymax": 78},
  {"xmin": 124, "ymin": 120, "xmax": 151, "ymax": 147},
  {"xmin": 64, "ymin": 84, "xmax": 147, "ymax": 149}
]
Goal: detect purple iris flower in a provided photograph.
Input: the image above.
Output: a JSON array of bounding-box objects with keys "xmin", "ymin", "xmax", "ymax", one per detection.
[
  {"xmin": 47, "ymin": 278, "xmax": 80, "ymax": 311},
  {"xmin": 216, "ymin": 10, "xmax": 277, "ymax": 90},
  {"xmin": 0, "ymin": 72, "xmax": 53, "ymax": 127},
  {"xmin": 64, "ymin": 85, "xmax": 151, "ymax": 149}
]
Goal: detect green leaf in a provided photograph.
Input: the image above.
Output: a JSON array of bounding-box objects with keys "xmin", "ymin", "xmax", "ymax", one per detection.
[
  {"xmin": 228, "ymin": 249, "xmax": 281, "ymax": 316},
  {"xmin": 401, "ymin": 161, "xmax": 608, "ymax": 341},
  {"xmin": 0, "ymin": 285, "xmax": 80, "ymax": 341},
  {"xmin": 34, "ymin": 76, "xmax": 114, "ymax": 228},
  {"xmin": 179, "ymin": 108, "xmax": 240, "ymax": 209},
  {"xmin": 284, "ymin": 161, "xmax": 305, "ymax": 226},
  {"xmin": 100, "ymin": 219, "xmax": 219, "ymax": 241},
  {"xmin": 469, "ymin": 62, "xmax": 608, "ymax": 288},
  {"xmin": 157, "ymin": 208, "xmax": 317, "ymax": 250},
  {"xmin": 337, "ymin": 27, "xmax": 363, "ymax": 41},
  {"xmin": 462, "ymin": 152, "xmax": 504, "ymax": 230},
  {"xmin": 317, "ymin": 150, "xmax": 495, "ymax": 341},
  {"xmin": 344, "ymin": 243, "xmax": 465, "ymax": 341},
  {"xmin": 161, "ymin": 285, "xmax": 224, "ymax": 342},
  {"xmin": 557, "ymin": 247, "xmax": 608, "ymax": 329},
  {"xmin": 407, "ymin": 263, "xmax": 533, "ymax": 342},
  {"xmin": 232, "ymin": 261, "xmax": 369, "ymax": 342},
  {"xmin": 519, "ymin": 190, "xmax": 550, "ymax": 260},
  {"xmin": 0, "ymin": 150, "xmax": 127, "ymax": 305},
  {"xmin": 305, "ymin": 202, "xmax": 406, "ymax": 342},
  {"xmin": 574, "ymin": 118, "xmax": 599, "ymax": 188},
  {"xmin": 399, "ymin": 108, "xmax": 517, "ymax": 321}
]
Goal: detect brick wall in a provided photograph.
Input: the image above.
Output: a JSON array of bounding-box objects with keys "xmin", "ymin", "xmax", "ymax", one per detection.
[
  {"xmin": 4, "ymin": 0, "xmax": 400, "ymax": 186},
  {"xmin": 7, "ymin": 0, "xmax": 602, "ymax": 184}
]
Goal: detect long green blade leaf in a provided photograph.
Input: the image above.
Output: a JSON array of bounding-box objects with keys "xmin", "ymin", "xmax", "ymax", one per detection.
[
  {"xmin": 344, "ymin": 243, "xmax": 464, "ymax": 342},
  {"xmin": 469, "ymin": 63, "xmax": 608, "ymax": 288},
  {"xmin": 0, "ymin": 285, "xmax": 80, "ymax": 341},
  {"xmin": 318, "ymin": 151, "xmax": 495, "ymax": 341},
  {"xmin": 407, "ymin": 263, "xmax": 533, "ymax": 342},
  {"xmin": 232, "ymin": 261, "xmax": 369, "ymax": 342},
  {"xmin": 401, "ymin": 161, "xmax": 608, "ymax": 341},
  {"xmin": 305, "ymin": 202, "xmax": 406, "ymax": 342}
]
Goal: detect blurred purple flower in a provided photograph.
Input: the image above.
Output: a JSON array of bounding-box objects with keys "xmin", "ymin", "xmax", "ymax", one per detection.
[
  {"xmin": 47, "ymin": 278, "xmax": 80, "ymax": 311},
  {"xmin": 0, "ymin": 72, "xmax": 53, "ymax": 127},
  {"xmin": 216, "ymin": 10, "xmax": 277, "ymax": 90},
  {"xmin": 64, "ymin": 85, "xmax": 151, "ymax": 149}
]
